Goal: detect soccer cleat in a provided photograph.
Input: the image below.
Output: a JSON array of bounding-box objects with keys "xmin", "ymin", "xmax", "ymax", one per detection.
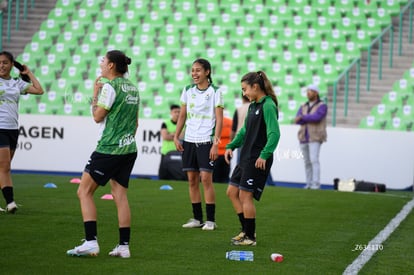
[
  {"xmin": 6, "ymin": 201, "xmax": 17, "ymax": 214},
  {"xmin": 109, "ymin": 245, "xmax": 130, "ymax": 258},
  {"xmin": 182, "ymin": 218, "xmax": 203, "ymax": 228},
  {"xmin": 67, "ymin": 240, "xmax": 99, "ymax": 257},
  {"xmin": 201, "ymin": 221, "xmax": 217, "ymax": 231},
  {"xmin": 231, "ymin": 231, "xmax": 246, "ymax": 242},
  {"xmin": 232, "ymin": 236, "xmax": 257, "ymax": 246}
]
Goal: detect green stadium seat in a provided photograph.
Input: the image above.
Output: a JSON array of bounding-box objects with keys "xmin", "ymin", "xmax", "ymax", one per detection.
[
  {"xmin": 402, "ymin": 68, "xmax": 414, "ymax": 86},
  {"xmin": 19, "ymin": 94, "xmax": 39, "ymax": 114},
  {"xmin": 370, "ymin": 103, "xmax": 396, "ymax": 121},
  {"xmin": 392, "ymin": 78, "xmax": 413, "ymax": 97},
  {"xmin": 384, "ymin": 117, "xmax": 411, "ymax": 131},
  {"xmin": 378, "ymin": 0, "xmax": 403, "ymax": 16},
  {"xmin": 338, "ymin": 16, "xmax": 356, "ymax": 37},
  {"xmin": 339, "ymin": 40, "xmax": 361, "ymax": 61},
  {"xmin": 359, "ymin": 115, "xmax": 385, "ymax": 130},
  {"xmin": 395, "ymin": 104, "xmax": 413, "ymax": 120},
  {"xmin": 381, "ymin": 90, "xmax": 406, "ymax": 110},
  {"xmin": 313, "ymin": 0, "xmax": 331, "ymax": 13},
  {"xmin": 366, "ymin": 6, "xmax": 392, "ymax": 28},
  {"xmin": 304, "ymin": 49, "xmax": 324, "ymax": 71},
  {"xmin": 314, "ymin": 15, "xmax": 332, "ymax": 36},
  {"xmin": 330, "ymin": 51, "xmax": 351, "ymax": 73},
  {"xmin": 328, "ymin": 27, "xmax": 347, "ymax": 48}
]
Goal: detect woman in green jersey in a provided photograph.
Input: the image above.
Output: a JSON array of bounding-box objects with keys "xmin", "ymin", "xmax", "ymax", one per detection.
[{"xmin": 67, "ymin": 50, "xmax": 140, "ymax": 258}]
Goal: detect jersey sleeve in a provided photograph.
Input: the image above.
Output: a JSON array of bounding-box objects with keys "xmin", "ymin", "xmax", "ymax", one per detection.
[
  {"xmin": 97, "ymin": 83, "xmax": 116, "ymax": 110},
  {"xmin": 260, "ymin": 100, "xmax": 281, "ymax": 160},
  {"xmin": 179, "ymin": 87, "xmax": 187, "ymax": 105},
  {"xmin": 215, "ymin": 87, "xmax": 224, "ymax": 108},
  {"xmin": 17, "ymin": 79, "xmax": 31, "ymax": 95}
]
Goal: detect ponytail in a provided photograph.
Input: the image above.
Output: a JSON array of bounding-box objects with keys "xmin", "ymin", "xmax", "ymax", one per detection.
[{"xmin": 241, "ymin": 71, "xmax": 278, "ymax": 106}]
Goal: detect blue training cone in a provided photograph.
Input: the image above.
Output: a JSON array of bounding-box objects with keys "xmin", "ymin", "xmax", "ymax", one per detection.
[
  {"xmin": 160, "ymin": 185, "xmax": 173, "ymax": 190},
  {"xmin": 44, "ymin": 183, "xmax": 57, "ymax": 188}
]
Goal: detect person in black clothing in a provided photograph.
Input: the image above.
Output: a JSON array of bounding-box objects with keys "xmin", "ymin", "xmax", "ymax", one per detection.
[
  {"xmin": 224, "ymin": 71, "xmax": 281, "ymax": 246},
  {"xmin": 158, "ymin": 104, "xmax": 187, "ymax": 180}
]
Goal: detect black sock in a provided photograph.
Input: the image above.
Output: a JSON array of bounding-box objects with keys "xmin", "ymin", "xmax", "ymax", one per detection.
[
  {"xmin": 192, "ymin": 202, "xmax": 203, "ymax": 223},
  {"xmin": 84, "ymin": 221, "xmax": 97, "ymax": 241},
  {"xmin": 206, "ymin": 203, "xmax": 215, "ymax": 222},
  {"xmin": 244, "ymin": 218, "xmax": 256, "ymax": 240},
  {"xmin": 237, "ymin": 213, "xmax": 245, "ymax": 231},
  {"xmin": 119, "ymin": 227, "xmax": 130, "ymax": 245},
  {"xmin": 2, "ymin": 186, "xmax": 14, "ymax": 204}
]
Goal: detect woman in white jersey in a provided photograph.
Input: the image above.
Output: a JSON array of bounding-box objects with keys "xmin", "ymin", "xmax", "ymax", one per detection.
[
  {"xmin": 0, "ymin": 51, "xmax": 44, "ymax": 213},
  {"xmin": 67, "ymin": 50, "xmax": 140, "ymax": 258},
  {"xmin": 174, "ymin": 58, "xmax": 224, "ymax": 230}
]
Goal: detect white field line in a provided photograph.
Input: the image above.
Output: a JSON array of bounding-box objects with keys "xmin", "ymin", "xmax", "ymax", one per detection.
[{"xmin": 343, "ymin": 197, "xmax": 414, "ymax": 275}]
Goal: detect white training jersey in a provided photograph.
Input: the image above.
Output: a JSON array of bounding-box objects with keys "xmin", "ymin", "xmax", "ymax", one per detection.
[
  {"xmin": 0, "ymin": 77, "xmax": 30, "ymax": 129},
  {"xmin": 180, "ymin": 83, "xmax": 224, "ymax": 143}
]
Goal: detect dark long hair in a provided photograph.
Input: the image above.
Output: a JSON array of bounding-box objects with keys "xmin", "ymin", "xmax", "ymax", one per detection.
[
  {"xmin": 106, "ymin": 50, "xmax": 131, "ymax": 75},
  {"xmin": 0, "ymin": 51, "xmax": 31, "ymax": 82},
  {"xmin": 193, "ymin": 58, "xmax": 213, "ymax": 84},
  {"xmin": 241, "ymin": 71, "xmax": 278, "ymax": 106}
]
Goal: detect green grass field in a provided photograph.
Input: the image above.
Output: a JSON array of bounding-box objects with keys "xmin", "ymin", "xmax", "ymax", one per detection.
[{"xmin": 1, "ymin": 174, "xmax": 413, "ymax": 275}]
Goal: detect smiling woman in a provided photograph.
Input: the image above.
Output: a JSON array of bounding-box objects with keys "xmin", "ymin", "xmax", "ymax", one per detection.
[
  {"xmin": 173, "ymin": 58, "xmax": 224, "ymax": 231},
  {"xmin": 0, "ymin": 51, "xmax": 44, "ymax": 213}
]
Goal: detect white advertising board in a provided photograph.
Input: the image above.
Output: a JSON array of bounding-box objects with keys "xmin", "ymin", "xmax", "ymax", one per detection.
[{"xmin": 13, "ymin": 115, "xmax": 414, "ymax": 190}]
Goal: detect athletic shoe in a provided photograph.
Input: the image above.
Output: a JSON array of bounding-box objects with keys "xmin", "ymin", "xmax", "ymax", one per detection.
[
  {"xmin": 231, "ymin": 231, "xmax": 246, "ymax": 242},
  {"xmin": 232, "ymin": 236, "xmax": 256, "ymax": 246},
  {"xmin": 201, "ymin": 221, "xmax": 217, "ymax": 231},
  {"xmin": 67, "ymin": 240, "xmax": 99, "ymax": 257},
  {"xmin": 109, "ymin": 245, "xmax": 130, "ymax": 258},
  {"xmin": 303, "ymin": 184, "xmax": 311, "ymax": 189},
  {"xmin": 6, "ymin": 201, "xmax": 17, "ymax": 214},
  {"xmin": 182, "ymin": 218, "xmax": 203, "ymax": 228}
]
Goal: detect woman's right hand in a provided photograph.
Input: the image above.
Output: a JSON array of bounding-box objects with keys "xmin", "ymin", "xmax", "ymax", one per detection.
[{"xmin": 174, "ymin": 136, "xmax": 184, "ymax": 152}]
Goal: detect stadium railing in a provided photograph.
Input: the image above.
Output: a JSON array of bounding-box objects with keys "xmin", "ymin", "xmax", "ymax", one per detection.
[{"xmin": 331, "ymin": 0, "xmax": 414, "ymax": 127}]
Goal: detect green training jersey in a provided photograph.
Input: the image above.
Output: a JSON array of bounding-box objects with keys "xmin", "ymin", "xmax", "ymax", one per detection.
[{"xmin": 96, "ymin": 77, "xmax": 140, "ymax": 155}]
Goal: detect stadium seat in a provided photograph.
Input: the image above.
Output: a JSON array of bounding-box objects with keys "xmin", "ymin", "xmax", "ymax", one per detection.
[
  {"xmin": 359, "ymin": 115, "xmax": 385, "ymax": 130},
  {"xmin": 384, "ymin": 117, "xmax": 411, "ymax": 131},
  {"xmin": 370, "ymin": 103, "xmax": 396, "ymax": 122},
  {"xmin": 19, "ymin": 95, "xmax": 39, "ymax": 114}
]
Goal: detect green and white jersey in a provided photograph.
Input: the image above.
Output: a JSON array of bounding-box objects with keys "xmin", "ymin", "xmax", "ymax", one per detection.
[
  {"xmin": 0, "ymin": 77, "xmax": 30, "ymax": 129},
  {"xmin": 96, "ymin": 77, "xmax": 140, "ymax": 155},
  {"xmin": 180, "ymin": 84, "xmax": 224, "ymax": 143}
]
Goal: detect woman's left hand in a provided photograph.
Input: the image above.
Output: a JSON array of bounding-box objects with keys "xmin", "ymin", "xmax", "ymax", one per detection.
[{"xmin": 255, "ymin": 157, "xmax": 266, "ymax": 170}]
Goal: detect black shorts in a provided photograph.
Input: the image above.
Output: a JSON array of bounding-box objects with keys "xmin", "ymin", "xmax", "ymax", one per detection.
[
  {"xmin": 0, "ymin": 129, "xmax": 19, "ymax": 150},
  {"xmin": 229, "ymin": 156, "xmax": 273, "ymax": 201},
  {"xmin": 182, "ymin": 141, "xmax": 214, "ymax": 172},
  {"xmin": 84, "ymin": 151, "xmax": 137, "ymax": 188}
]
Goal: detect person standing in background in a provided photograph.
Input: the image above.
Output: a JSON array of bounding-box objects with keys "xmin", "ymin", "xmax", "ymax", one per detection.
[
  {"xmin": 212, "ymin": 116, "xmax": 232, "ymax": 183},
  {"xmin": 0, "ymin": 51, "xmax": 44, "ymax": 213},
  {"xmin": 294, "ymin": 84, "xmax": 327, "ymax": 190},
  {"xmin": 174, "ymin": 58, "xmax": 224, "ymax": 231},
  {"xmin": 67, "ymin": 50, "xmax": 139, "ymax": 258},
  {"xmin": 231, "ymin": 94, "xmax": 250, "ymax": 141},
  {"xmin": 158, "ymin": 104, "xmax": 186, "ymax": 180},
  {"xmin": 231, "ymin": 94, "xmax": 250, "ymax": 164}
]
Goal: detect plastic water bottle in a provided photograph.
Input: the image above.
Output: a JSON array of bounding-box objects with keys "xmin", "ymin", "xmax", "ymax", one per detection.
[{"xmin": 225, "ymin": 250, "xmax": 254, "ymax": 261}]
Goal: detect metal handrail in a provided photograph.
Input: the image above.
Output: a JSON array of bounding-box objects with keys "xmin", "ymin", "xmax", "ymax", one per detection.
[{"xmin": 330, "ymin": 0, "xmax": 414, "ymax": 126}]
